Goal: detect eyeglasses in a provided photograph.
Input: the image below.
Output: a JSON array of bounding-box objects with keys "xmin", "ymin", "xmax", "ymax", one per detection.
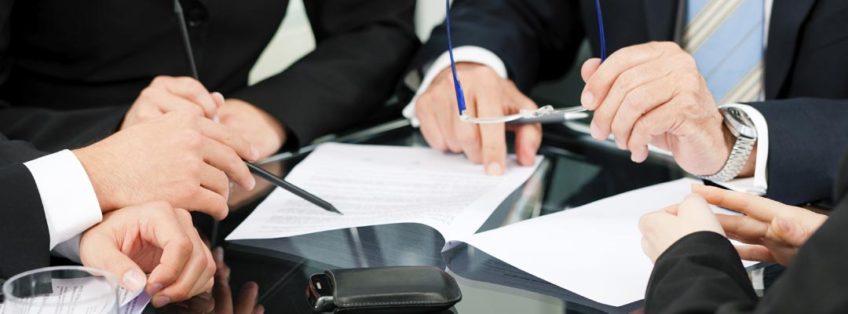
[{"xmin": 445, "ymin": 0, "xmax": 607, "ymax": 124}]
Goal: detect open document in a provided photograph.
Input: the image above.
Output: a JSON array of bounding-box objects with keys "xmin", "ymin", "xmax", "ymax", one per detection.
[
  {"xmin": 463, "ymin": 179, "xmax": 754, "ymax": 307},
  {"xmin": 227, "ymin": 143, "xmax": 543, "ymax": 243},
  {"xmin": 227, "ymin": 144, "xmax": 749, "ymax": 309}
]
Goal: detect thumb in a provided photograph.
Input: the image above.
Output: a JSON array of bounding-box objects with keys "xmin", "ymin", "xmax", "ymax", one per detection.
[
  {"xmin": 771, "ymin": 217, "xmax": 808, "ymax": 247},
  {"xmin": 86, "ymin": 242, "xmax": 148, "ymax": 293}
]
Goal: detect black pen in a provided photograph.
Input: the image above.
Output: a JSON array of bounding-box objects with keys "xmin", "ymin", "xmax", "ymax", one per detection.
[
  {"xmin": 246, "ymin": 163, "xmax": 342, "ymax": 215},
  {"xmin": 173, "ymin": 0, "xmax": 342, "ymax": 215}
]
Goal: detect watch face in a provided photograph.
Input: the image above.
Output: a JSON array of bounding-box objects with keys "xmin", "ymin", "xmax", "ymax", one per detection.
[{"xmin": 723, "ymin": 107, "xmax": 757, "ymax": 139}]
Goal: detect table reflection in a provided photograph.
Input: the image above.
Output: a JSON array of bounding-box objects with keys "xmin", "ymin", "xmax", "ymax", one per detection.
[
  {"xmin": 170, "ymin": 120, "xmax": 685, "ymax": 314},
  {"xmin": 157, "ymin": 247, "xmax": 264, "ymax": 314}
]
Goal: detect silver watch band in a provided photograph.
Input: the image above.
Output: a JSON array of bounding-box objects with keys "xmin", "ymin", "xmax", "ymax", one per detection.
[{"xmin": 699, "ymin": 135, "xmax": 756, "ymax": 182}]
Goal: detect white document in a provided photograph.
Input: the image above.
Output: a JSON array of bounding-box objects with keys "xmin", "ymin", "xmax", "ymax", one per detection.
[
  {"xmin": 0, "ymin": 278, "xmax": 150, "ymax": 314},
  {"xmin": 117, "ymin": 287, "xmax": 150, "ymax": 314},
  {"xmin": 227, "ymin": 143, "xmax": 543, "ymax": 242},
  {"xmin": 463, "ymin": 178, "xmax": 753, "ymax": 307}
]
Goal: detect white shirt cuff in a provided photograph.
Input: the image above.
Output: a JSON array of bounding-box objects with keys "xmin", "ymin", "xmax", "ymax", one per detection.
[
  {"xmin": 713, "ymin": 104, "xmax": 769, "ymax": 195},
  {"xmin": 53, "ymin": 235, "xmax": 83, "ymax": 264},
  {"xmin": 402, "ymin": 46, "xmax": 508, "ymax": 127},
  {"xmin": 24, "ymin": 150, "xmax": 103, "ymax": 251}
]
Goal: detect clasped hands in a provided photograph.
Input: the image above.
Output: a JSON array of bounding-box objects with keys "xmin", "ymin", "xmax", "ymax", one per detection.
[{"xmin": 72, "ymin": 76, "xmax": 285, "ymax": 307}]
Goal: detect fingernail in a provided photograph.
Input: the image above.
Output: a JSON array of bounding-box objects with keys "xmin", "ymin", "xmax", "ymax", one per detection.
[
  {"xmin": 122, "ymin": 270, "xmax": 146, "ymax": 292},
  {"xmin": 485, "ymin": 162, "xmax": 504, "ymax": 176},
  {"xmin": 149, "ymin": 283, "xmax": 164, "ymax": 295},
  {"xmin": 153, "ymin": 295, "xmax": 172, "ymax": 308},
  {"xmin": 247, "ymin": 176, "xmax": 257, "ymax": 191},
  {"xmin": 213, "ymin": 92, "xmax": 225, "ymax": 105},
  {"xmin": 581, "ymin": 91, "xmax": 595, "ymax": 109}
]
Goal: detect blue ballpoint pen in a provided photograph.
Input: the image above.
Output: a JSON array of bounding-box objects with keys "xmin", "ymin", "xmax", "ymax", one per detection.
[{"xmin": 445, "ymin": 0, "xmax": 607, "ymax": 125}]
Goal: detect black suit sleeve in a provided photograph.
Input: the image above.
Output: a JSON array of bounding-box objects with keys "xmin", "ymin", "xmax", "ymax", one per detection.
[
  {"xmin": 0, "ymin": 163, "xmax": 50, "ymax": 280},
  {"xmin": 749, "ymin": 98, "xmax": 848, "ymax": 205},
  {"xmin": 645, "ymin": 231, "xmax": 758, "ymax": 314},
  {"xmin": 0, "ymin": 133, "xmax": 51, "ymax": 279},
  {"xmin": 411, "ymin": 0, "xmax": 586, "ymax": 93},
  {"xmin": 647, "ymin": 163, "xmax": 848, "ymax": 313},
  {"xmin": 231, "ymin": 0, "xmax": 419, "ymax": 146},
  {"xmin": 0, "ymin": 106, "xmax": 127, "ymax": 154}
]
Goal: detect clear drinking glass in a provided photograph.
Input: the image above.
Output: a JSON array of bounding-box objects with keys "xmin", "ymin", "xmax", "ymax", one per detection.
[{"xmin": 2, "ymin": 266, "xmax": 119, "ymax": 314}]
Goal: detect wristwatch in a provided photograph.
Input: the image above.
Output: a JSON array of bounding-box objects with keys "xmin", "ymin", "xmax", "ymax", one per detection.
[{"xmin": 699, "ymin": 107, "xmax": 758, "ymax": 182}]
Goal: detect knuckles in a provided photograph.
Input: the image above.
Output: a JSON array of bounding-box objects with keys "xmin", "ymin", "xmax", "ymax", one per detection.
[
  {"xmin": 205, "ymin": 255, "xmax": 217, "ymax": 275},
  {"xmin": 171, "ymin": 239, "xmax": 194, "ymax": 263},
  {"xmin": 650, "ymin": 41, "xmax": 684, "ymax": 55},
  {"xmin": 151, "ymin": 75, "xmax": 173, "ymax": 87},
  {"xmin": 457, "ymin": 129, "xmax": 478, "ymax": 148},
  {"xmin": 138, "ymin": 87, "xmax": 159, "ymax": 101},
  {"xmin": 616, "ymin": 70, "xmax": 641, "ymax": 92},
  {"xmin": 174, "ymin": 77, "xmax": 203, "ymax": 92},
  {"xmin": 672, "ymin": 52, "xmax": 698, "ymax": 71}
]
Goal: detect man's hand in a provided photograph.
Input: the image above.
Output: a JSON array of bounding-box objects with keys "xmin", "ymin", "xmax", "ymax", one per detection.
[
  {"xmin": 580, "ymin": 42, "xmax": 754, "ymax": 176},
  {"xmin": 74, "ymin": 112, "xmax": 260, "ymax": 219},
  {"xmin": 122, "ymin": 76, "xmax": 222, "ymax": 129},
  {"xmin": 79, "ymin": 202, "xmax": 217, "ymax": 308},
  {"xmin": 217, "ymin": 98, "xmax": 286, "ymax": 160},
  {"xmin": 694, "ymin": 185, "xmax": 827, "ymax": 265},
  {"xmin": 416, "ymin": 63, "xmax": 541, "ymax": 175},
  {"xmin": 639, "ymin": 193, "xmax": 726, "ymax": 262}
]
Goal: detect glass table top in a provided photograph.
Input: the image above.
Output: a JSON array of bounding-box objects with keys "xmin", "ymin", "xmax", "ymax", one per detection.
[{"xmin": 155, "ymin": 119, "xmax": 687, "ymax": 314}]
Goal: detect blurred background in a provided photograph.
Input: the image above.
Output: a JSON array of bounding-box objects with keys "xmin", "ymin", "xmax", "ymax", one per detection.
[
  {"xmin": 249, "ymin": 1, "xmax": 588, "ymax": 108},
  {"xmin": 249, "ymin": 1, "xmax": 445, "ymax": 85}
]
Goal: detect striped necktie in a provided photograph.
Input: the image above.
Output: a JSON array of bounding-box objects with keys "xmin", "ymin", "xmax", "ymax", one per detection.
[{"xmin": 684, "ymin": 0, "xmax": 765, "ymax": 104}]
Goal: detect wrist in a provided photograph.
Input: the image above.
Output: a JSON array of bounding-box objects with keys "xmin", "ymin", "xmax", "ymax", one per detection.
[
  {"xmin": 221, "ymin": 99, "xmax": 286, "ymax": 158},
  {"xmin": 721, "ymin": 123, "xmax": 757, "ymax": 178},
  {"xmin": 73, "ymin": 146, "xmax": 118, "ymax": 212}
]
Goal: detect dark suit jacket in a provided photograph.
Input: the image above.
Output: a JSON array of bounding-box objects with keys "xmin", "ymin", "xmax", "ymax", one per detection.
[
  {"xmin": 0, "ymin": 0, "xmax": 419, "ymax": 152},
  {"xmin": 645, "ymin": 152, "xmax": 848, "ymax": 313},
  {"xmin": 414, "ymin": 0, "xmax": 848, "ymax": 205},
  {"xmin": 0, "ymin": 133, "xmax": 51, "ymax": 280}
]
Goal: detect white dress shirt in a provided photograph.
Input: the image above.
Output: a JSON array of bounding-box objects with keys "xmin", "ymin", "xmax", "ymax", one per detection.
[
  {"xmin": 404, "ymin": 1, "xmax": 773, "ymax": 194},
  {"xmin": 24, "ymin": 150, "xmax": 102, "ymax": 261}
]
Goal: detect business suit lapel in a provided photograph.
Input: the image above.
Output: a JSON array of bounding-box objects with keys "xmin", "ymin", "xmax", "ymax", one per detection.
[
  {"xmin": 765, "ymin": 0, "xmax": 817, "ymax": 100},
  {"xmin": 643, "ymin": 0, "xmax": 680, "ymax": 41}
]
